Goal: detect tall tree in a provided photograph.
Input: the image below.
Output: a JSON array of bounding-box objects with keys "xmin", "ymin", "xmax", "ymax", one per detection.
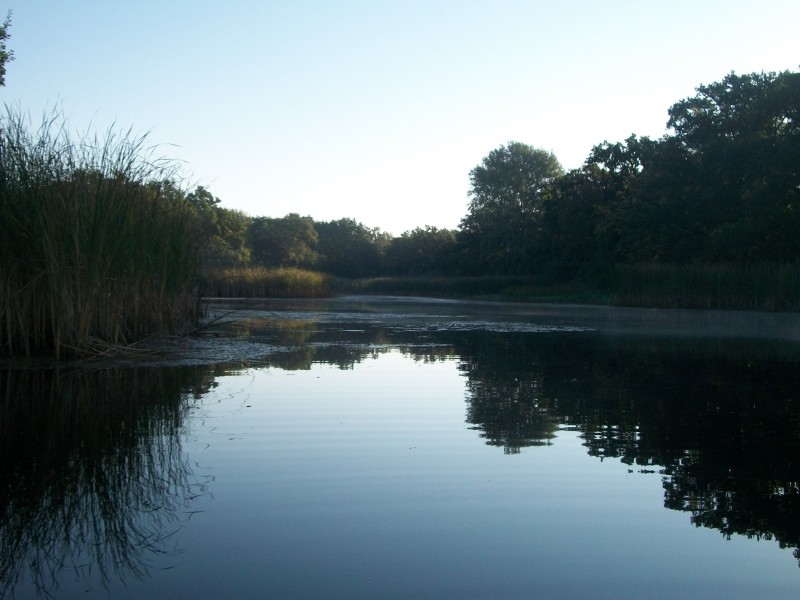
[
  {"xmin": 460, "ymin": 142, "xmax": 563, "ymax": 274},
  {"xmin": 538, "ymin": 164, "xmax": 610, "ymax": 280}
]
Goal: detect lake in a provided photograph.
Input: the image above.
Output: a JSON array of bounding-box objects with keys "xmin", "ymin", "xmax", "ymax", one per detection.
[{"xmin": 2, "ymin": 296, "xmax": 800, "ymax": 599}]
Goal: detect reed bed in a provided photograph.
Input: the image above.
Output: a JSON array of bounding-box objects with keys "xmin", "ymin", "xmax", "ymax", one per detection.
[
  {"xmin": 0, "ymin": 109, "xmax": 202, "ymax": 358},
  {"xmin": 607, "ymin": 263, "xmax": 800, "ymax": 311},
  {"xmin": 204, "ymin": 266, "xmax": 333, "ymax": 298}
]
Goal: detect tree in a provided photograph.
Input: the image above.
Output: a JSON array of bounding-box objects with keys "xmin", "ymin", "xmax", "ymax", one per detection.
[
  {"xmin": 384, "ymin": 226, "xmax": 458, "ymax": 275},
  {"xmin": 666, "ymin": 70, "xmax": 800, "ymax": 262},
  {"xmin": 186, "ymin": 186, "xmax": 251, "ymax": 269},
  {"xmin": 538, "ymin": 165, "xmax": 609, "ymax": 280},
  {"xmin": 314, "ymin": 218, "xmax": 389, "ymax": 277},
  {"xmin": 581, "ymin": 134, "xmax": 698, "ymax": 264},
  {"xmin": 247, "ymin": 213, "xmax": 319, "ymax": 268},
  {"xmin": 539, "ymin": 70, "xmax": 800, "ymax": 271},
  {"xmin": 213, "ymin": 207, "xmax": 251, "ymax": 267},
  {"xmin": 460, "ymin": 142, "xmax": 563, "ymax": 274},
  {"xmin": 0, "ymin": 11, "xmax": 12, "ymax": 87}
]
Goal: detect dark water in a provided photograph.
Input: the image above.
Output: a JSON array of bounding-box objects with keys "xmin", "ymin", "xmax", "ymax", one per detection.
[{"xmin": 2, "ymin": 297, "xmax": 800, "ymax": 599}]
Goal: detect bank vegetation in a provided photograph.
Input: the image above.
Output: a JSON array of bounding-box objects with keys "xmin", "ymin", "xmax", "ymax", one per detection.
[
  {"xmin": 0, "ymin": 111, "xmax": 202, "ymax": 358},
  {"xmin": 2, "ymin": 68, "xmax": 799, "ymax": 359}
]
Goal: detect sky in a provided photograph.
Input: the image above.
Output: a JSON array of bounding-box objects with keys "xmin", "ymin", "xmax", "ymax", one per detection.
[{"xmin": 3, "ymin": 1, "xmax": 798, "ymax": 235}]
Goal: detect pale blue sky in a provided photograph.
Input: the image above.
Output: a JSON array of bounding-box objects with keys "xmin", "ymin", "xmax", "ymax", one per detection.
[{"xmin": 3, "ymin": 1, "xmax": 798, "ymax": 234}]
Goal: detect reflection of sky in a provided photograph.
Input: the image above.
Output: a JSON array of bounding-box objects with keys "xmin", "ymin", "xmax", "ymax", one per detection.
[{"xmin": 145, "ymin": 351, "xmax": 800, "ymax": 600}]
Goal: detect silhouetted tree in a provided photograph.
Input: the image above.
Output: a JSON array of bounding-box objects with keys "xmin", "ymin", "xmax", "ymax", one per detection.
[{"xmin": 460, "ymin": 142, "xmax": 563, "ymax": 275}]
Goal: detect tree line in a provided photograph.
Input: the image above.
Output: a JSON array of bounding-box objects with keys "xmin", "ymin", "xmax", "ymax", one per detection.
[
  {"xmin": 190, "ymin": 68, "xmax": 799, "ymax": 284},
  {"xmin": 189, "ymin": 196, "xmax": 462, "ymax": 279}
]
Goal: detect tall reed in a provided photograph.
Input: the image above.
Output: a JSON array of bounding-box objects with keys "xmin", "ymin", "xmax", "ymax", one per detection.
[{"xmin": 0, "ymin": 108, "xmax": 202, "ymax": 358}]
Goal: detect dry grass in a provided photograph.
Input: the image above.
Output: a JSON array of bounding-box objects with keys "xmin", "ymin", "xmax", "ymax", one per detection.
[{"xmin": 203, "ymin": 267, "xmax": 333, "ymax": 298}]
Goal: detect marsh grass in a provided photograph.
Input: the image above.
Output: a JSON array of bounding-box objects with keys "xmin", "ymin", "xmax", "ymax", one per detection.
[
  {"xmin": 0, "ymin": 109, "xmax": 201, "ymax": 358},
  {"xmin": 204, "ymin": 266, "xmax": 333, "ymax": 298},
  {"xmin": 606, "ymin": 263, "xmax": 800, "ymax": 311}
]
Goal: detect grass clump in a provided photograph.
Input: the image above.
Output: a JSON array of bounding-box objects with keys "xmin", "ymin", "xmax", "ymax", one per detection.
[
  {"xmin": 0, "ymin": 109, "xmax": 202, "ymax": 358},
  {"xmin": 204, "ymin": 267, "xmax": 333, "ymax": 298}
]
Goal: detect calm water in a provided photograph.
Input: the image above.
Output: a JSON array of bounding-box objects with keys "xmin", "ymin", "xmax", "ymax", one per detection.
[{"xmin": 2, "ymin": 297, "xmax": 800, "ymax": 599}]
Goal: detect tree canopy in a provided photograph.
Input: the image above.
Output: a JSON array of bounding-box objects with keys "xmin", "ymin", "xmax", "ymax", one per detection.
[
  {"xmin": 530, "ymin": 69, "xmax": 800, "ymax": 278},
  {"xmin": 460, "ymin": 142, "xmax": 563, "ymax": 274},
  {"xmin": 314, "ymin": 218, "xmax": 389, "ymax": 277},
  {"xmin": 247, "ymin": 213, "xmax": 319, "ymax": 268},
  {"xmin": 186, "ymin": 186, "xmax": 251, "ymax": 269},
  {"xmin": 665, "ymin": 70, "xmax": 800, "ymax": 262}
]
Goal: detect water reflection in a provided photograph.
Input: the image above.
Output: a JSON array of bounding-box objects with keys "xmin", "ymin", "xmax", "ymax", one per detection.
[
  {"xmin": 3, "ymin": 305, "xmax": 800, "ymax": 596},
  {"xmin": 0, "ymin": 366, "xmax": 221, "ymax": 597},
  {"xmin": 220, "ymin": 313, "xmax": 800, "ymax": 564},
  {"xmin": 455, "ymin": 333, "xmax": 800, "ymax": 564}
]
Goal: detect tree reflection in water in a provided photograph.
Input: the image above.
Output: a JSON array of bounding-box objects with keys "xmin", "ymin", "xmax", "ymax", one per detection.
[
  {"xmin": 217, "ymin": 312, "xmax": 800, "ymax": 565},
  {"xmin": 452, "ymin": 332, "xmax": 800, "ymax": 565},
  {"xmin": 0, "ymin": 366, "xmax": 220, "ymax": 597},
  {"xmin": 222, "ymin": 313, "xmax": 800, "ymax": 565}
]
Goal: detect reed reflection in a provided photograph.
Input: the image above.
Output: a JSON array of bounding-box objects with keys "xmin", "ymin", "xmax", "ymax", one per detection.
[{"xmin": 0, "ymin": 365, "xmax": 220, "ymax": 597}]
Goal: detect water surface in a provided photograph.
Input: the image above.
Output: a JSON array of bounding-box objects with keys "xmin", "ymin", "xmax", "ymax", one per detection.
[{"xmin": 2, "ymin": 297, "xmax": 800, "ymax": 599}]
